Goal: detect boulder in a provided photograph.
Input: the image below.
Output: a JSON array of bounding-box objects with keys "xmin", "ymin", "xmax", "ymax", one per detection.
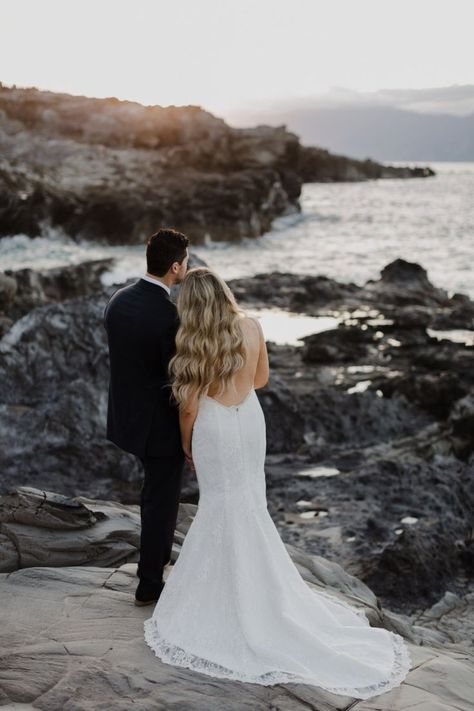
[
  {"xmin": 0, "ymin": 486, "xmax": 196, "ymax": 573},
  {"xmin": 2, "ymin": 258, "xmax": 114, "ymax": 321},
  {"xmin": 301, "ymin": 325, "xmax": 374, "ymax": 364},
  {"xmin": 365, "ymin": 258, "xmax": 452, "ymax": 308}
]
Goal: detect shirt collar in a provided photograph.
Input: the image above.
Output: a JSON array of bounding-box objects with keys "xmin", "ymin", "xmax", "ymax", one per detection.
[{"xmin": 142, "ymin": 274, "xmax": 171, "ymax": 295}]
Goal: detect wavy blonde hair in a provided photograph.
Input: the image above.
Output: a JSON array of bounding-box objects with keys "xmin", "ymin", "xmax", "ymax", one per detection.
[{"xmin": 169, "ymin": 267, "xmax": 247, "ymax": 408}]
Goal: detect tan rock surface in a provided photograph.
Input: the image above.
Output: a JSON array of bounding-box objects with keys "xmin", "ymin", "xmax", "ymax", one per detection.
[{"xmin": 0, "ymin": 487, "xmax": 472, "ymax": 709}]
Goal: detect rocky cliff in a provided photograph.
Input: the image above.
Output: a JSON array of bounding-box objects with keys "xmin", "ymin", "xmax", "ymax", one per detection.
[{"xmin": 0, "ymin": 84, "xmax": 433, "ymax": 244}]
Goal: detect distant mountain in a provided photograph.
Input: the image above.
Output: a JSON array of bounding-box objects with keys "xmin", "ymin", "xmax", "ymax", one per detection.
[
  {"xmin": 226, "ymin": 86, "xmax": 474, "ymax": 161},
  {"xmin": 268, "ymin": 106, "xmax": 474, "ymax": 162}
]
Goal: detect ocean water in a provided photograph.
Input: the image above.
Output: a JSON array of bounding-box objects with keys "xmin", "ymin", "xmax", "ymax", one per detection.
[{"xmin": 1, "ymin": 162, "xmax": 473, "ymax": 299}]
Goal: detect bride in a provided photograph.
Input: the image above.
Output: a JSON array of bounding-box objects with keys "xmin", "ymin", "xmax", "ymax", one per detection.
[{"xmin": 143, "ymin": 266, "xmax": 411, "ymax": 698}]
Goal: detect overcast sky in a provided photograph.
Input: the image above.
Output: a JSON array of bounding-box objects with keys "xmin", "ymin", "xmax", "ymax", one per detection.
[{"xmin": 1, "ymin": 0, "xmax": 473, "ymax": 116}]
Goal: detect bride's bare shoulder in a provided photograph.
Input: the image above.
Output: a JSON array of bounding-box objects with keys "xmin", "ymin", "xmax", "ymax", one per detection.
[
  {"xmin": 238, "ymin": 313, "xmax": 263, "ymax": 339},
  {"xmin": 238, "ymin": 312, "xmax": 256, "ymax": 327}
]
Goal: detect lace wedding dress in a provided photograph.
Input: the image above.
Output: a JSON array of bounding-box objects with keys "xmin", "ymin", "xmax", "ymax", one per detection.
[{"xmin": 144, "ymin": 388, "xmax": 411, "ymax": 698}]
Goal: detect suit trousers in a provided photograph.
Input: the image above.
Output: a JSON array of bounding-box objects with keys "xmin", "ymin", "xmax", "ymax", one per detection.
[{"xmin": 137, "ymin": 450, "xmax": 185, "ymax": 587}]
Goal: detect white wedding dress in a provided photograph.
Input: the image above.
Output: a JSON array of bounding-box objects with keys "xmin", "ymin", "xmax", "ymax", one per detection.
[{"xmin": 144, "ymin": 387, "xmax": 411, "ymax": 698}]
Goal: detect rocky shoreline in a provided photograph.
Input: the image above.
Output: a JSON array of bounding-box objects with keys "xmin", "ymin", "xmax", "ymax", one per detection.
[
  {"xmin": 1, "ymin": 255, "xmax": 473, "ymax": 621},
  {"xmin": 0, "ymin": 84, "xmax": 434, "ymax": 244},
  {"xmin": 1, "ymin": 253, "xmax": 473, "ymax": 708}
]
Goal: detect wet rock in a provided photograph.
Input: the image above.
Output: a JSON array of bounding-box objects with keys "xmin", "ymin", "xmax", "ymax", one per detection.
[
  {"xmin": 231, "ymin": 259, "xmax": 464, "ymax": 319},
  {"xmin": 301, "ymin": 325, "xmax": 375, "ymax": 364},
  {"xmin": 380, "ymin": 259, "xmax": 435, "ymax": 286},
  {"xmin": 231, "ymin": 259, "xmax": 474, "ymax": 427}
]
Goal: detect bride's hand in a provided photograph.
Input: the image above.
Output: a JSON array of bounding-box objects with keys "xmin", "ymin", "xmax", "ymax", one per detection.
[{"xmin": 183, "ymin": 447, "xmax": 195, "ymax": 471}]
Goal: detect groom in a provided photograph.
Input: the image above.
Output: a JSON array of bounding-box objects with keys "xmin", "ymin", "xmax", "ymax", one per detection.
[{"xmin": 103, "ymin": 228, "xmax": 189, "ymax": 605}]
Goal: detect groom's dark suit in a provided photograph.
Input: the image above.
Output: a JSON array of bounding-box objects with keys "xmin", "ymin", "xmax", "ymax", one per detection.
[{"xmin": 104, "ymin": 277, "xmax": 184, "ymax": 587}]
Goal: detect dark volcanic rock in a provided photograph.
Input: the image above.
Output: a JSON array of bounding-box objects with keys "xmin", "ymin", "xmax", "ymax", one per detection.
[
  {"xmin": 229, "ymin": 271, "xmax": 360, "ymax": 311},
  {"xmin": 1, "ymin": 258, "xmax": 114, "ymax": 322},
  {"xmin": 229, "ymin": 260, "xmax": 474, "ymax": 426},
  {"xmin": 364, "ymin": 522, "xmax": 462, "ymax": 607},
  {"xmin": 266, "ymin": 446, "xmax": 474, "ymax": 612},
  {"xmin": 0, "ymin": 290, "xmax": 130, "ymax": 491},
  {"xmin": 228, "ymin": 259, "xmax": 462, "ymax": 317},
  {"xmin": 365, "ymin": 258, "xmax": 452, "ymax": 309},
  {"xmin": 431, "ymin": 292, "xmax": 474, "ymax": 329},
  {"xmin": 0, "ymin": 291, "xmax": 308, "ymax": 494},
  {"xmin": 0, "ymin": 252, "xmax": 195, "ymax": 497},
  {"xmin": 257, "ymin": 375, "xmax": 306, "ymax": 453},
  {"xmin": 380, "ymin": 371, "xmax": 468, "ymax": 420},
  {"xmin": 301, "ymin": 325, "xmax": 375, "ymax": 363}
]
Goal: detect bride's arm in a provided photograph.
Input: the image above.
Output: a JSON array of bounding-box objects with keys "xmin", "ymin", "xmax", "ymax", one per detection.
[
  {"xmin": 251, "ymin": 318, "xmax": 269, "ymax": 388},
  {"xmin": 179, "ymin": 390, "xmax": 199, "ymax": 464}
]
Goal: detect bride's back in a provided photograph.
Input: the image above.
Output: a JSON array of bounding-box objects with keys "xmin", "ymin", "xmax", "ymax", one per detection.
[{"xmin": 206, "ymin": 315, "xmax": 268, "ymax": 406}]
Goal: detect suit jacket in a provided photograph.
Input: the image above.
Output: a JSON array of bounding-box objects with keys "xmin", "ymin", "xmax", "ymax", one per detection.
[{"xmin": 103, "ymin": 278, "xmax": 182, "ymax": 458}]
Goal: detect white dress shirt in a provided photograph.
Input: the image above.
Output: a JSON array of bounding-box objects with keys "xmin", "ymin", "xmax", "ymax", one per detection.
[{"xmin": 142, "ymin": 274, "xmax": 171, "ymax": 295}]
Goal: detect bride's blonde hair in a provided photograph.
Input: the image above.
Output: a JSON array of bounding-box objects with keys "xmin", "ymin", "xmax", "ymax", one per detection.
[{"xmin": 169, "ymin": 267, "xmax": 246, "ymax": 408}]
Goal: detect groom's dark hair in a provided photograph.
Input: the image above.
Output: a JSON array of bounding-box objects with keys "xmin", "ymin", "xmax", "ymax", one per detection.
[{"xmin": 146, "ymin": 228, "xmax": 189, "ymax": 276}]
